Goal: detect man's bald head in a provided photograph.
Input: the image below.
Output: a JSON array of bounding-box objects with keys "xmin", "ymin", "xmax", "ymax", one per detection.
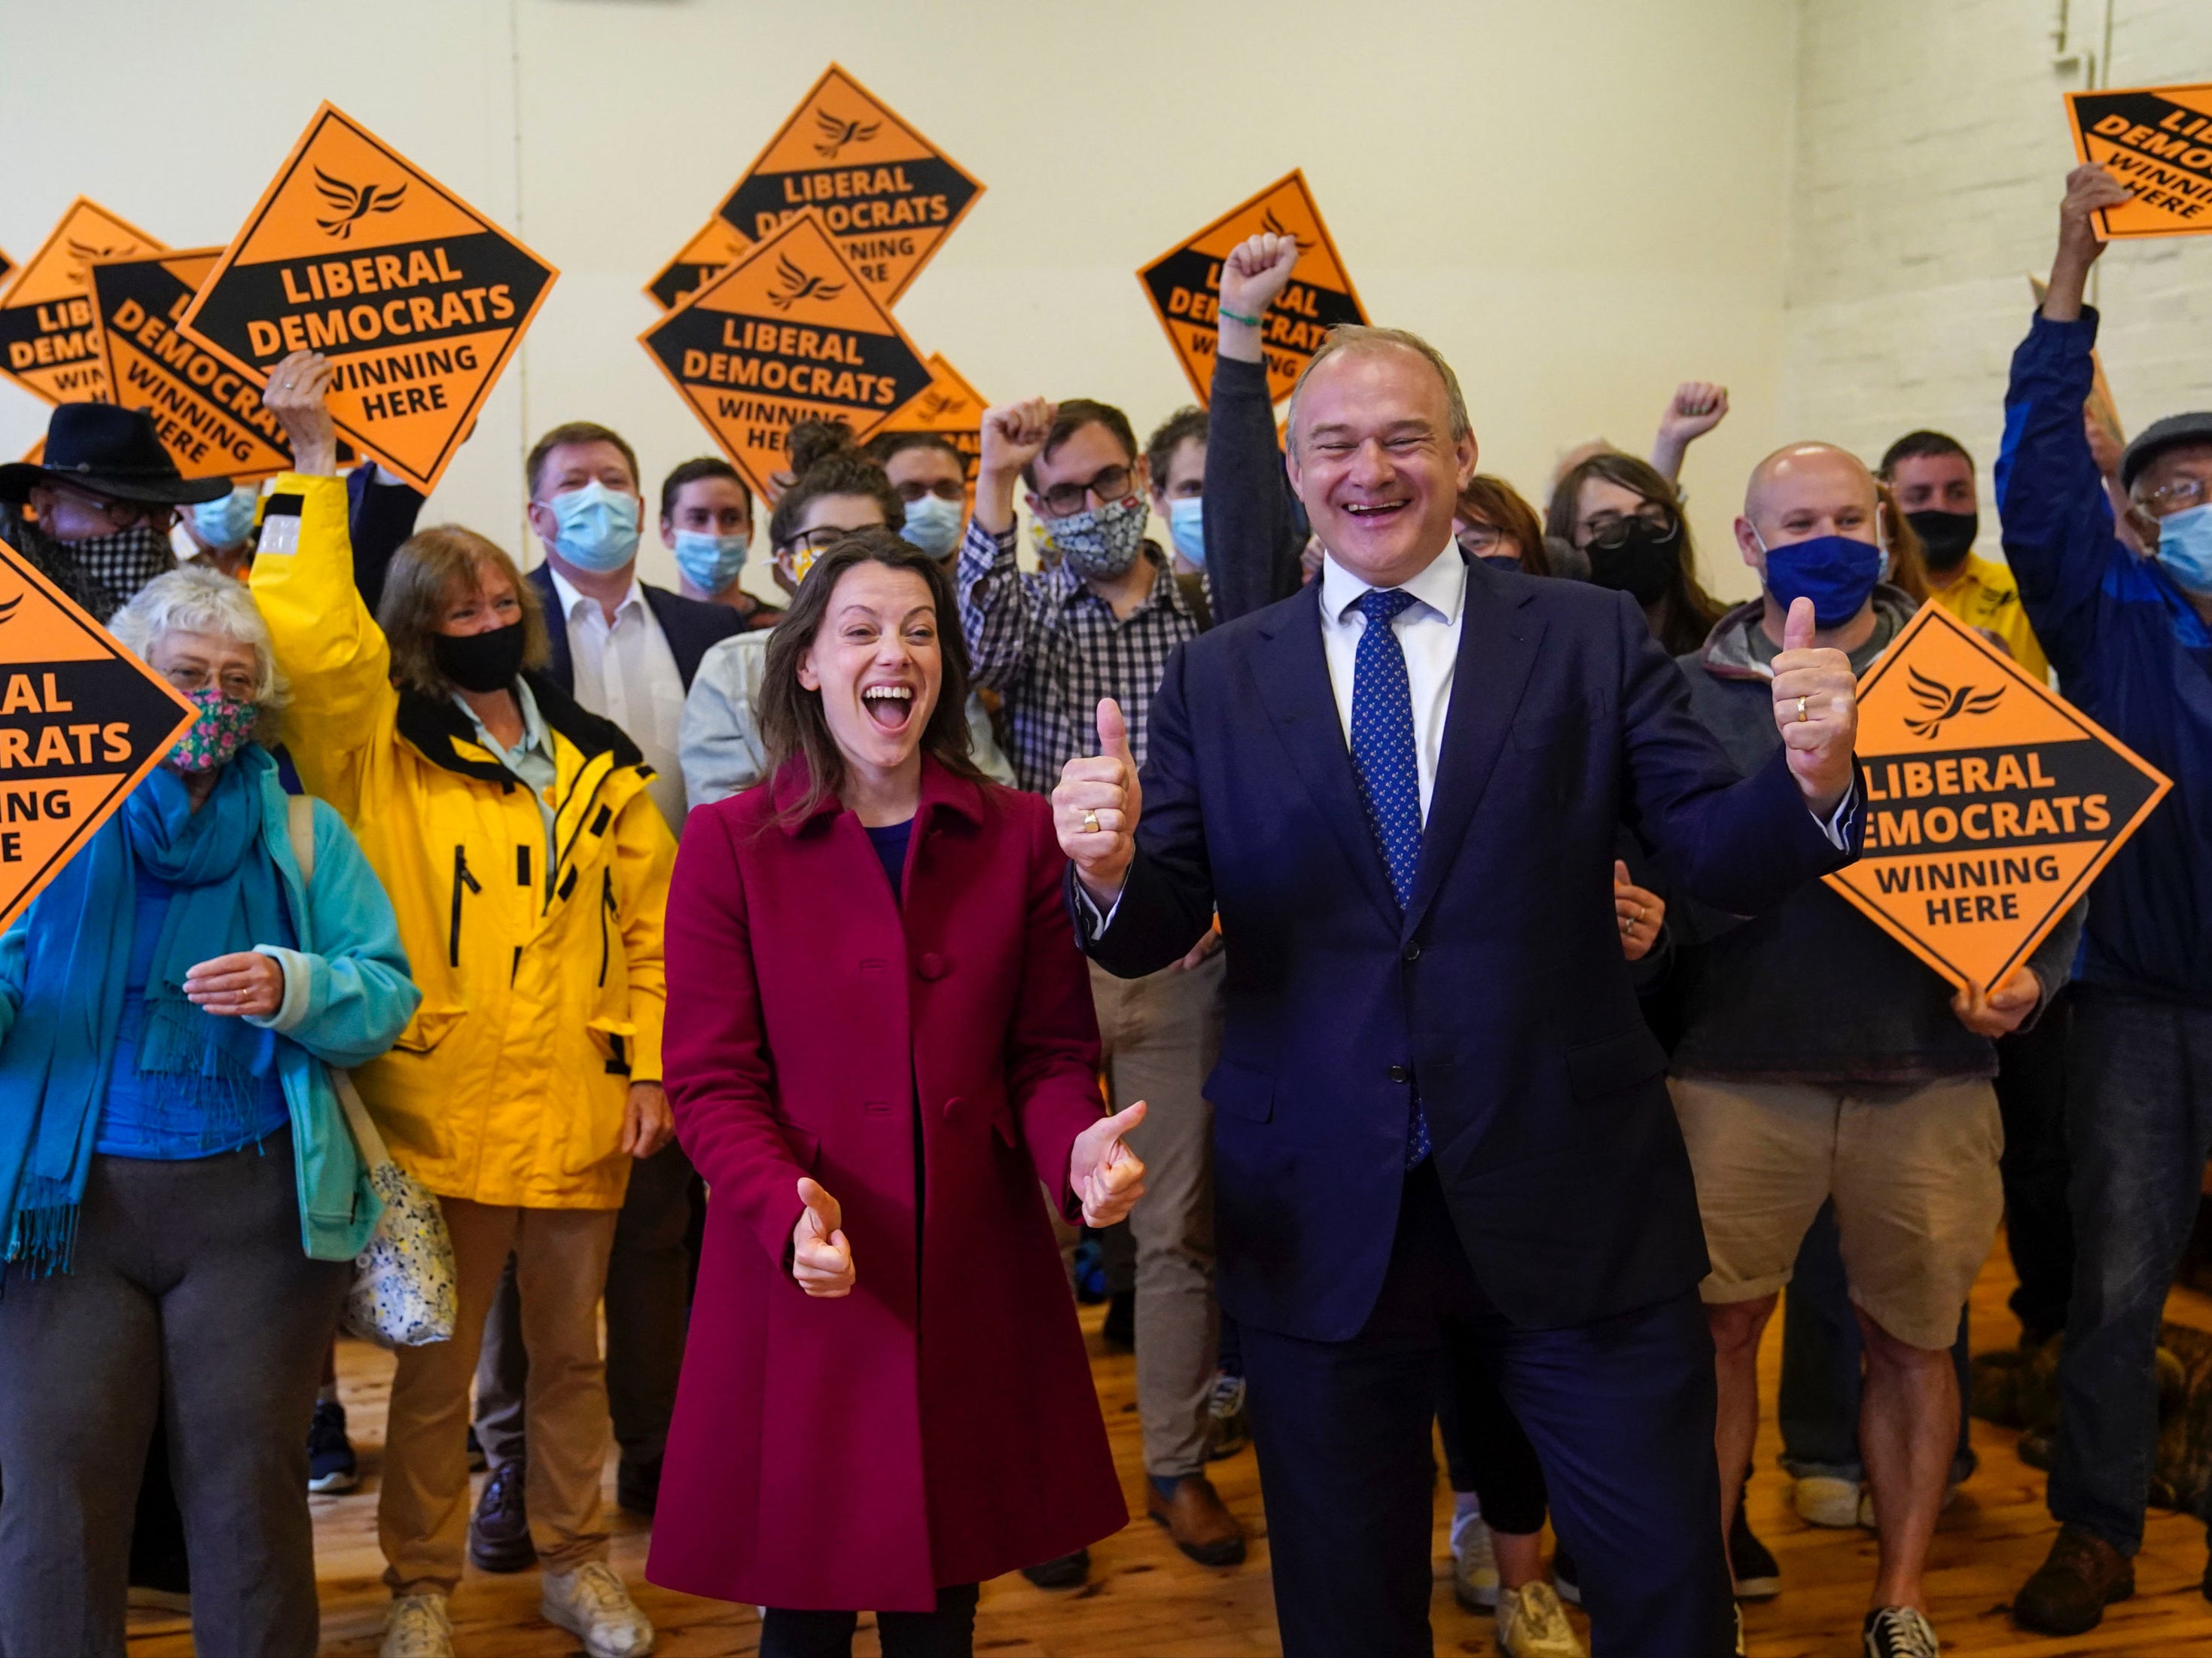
[{"xmin": 1744, "ymin": 443, "xmax": 1878, "ymax": 532}]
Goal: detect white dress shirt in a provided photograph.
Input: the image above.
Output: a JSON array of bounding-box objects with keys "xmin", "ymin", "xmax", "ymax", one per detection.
[
  {"xmin": 1318, "ymin": 543, "xmax": 1853, "ymax": 848},
  {"xmin": 547, "ymin": 565, "xmax": 687, "ymax": 831},
  {"xmin": 1318, "ymin": 542, "xmax": 1465, "ymax": 822}
]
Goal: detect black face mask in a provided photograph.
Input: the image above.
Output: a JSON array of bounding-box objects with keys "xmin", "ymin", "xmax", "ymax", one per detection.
[
  {"xmin": 433, "ymin": 620, "xmax": 527, "ymax": 694},
  {"xmin": 1586, "ymin": 523, "xmax": 1680, "ymax": 606},
  {"xmin": 1905, "ymin": 508, "xmax": 1977, "ymax": 572}
]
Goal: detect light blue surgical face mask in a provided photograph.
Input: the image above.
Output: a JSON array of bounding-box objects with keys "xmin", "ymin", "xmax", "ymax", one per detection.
[
  {"xmin": 670, "ymin": 529, "xmax": 749, "ymax": 593},
  {"xmin": 192, "ymin": 485, "xmax": 259, "ymax": 550},
  {"xmin": 1167, "ymin": 497, "xmax": 1205, "ymax": 567},
  {"xmin": 545, "ymin": 480, "xmax": 641, "ymax": 574},
  {"xmin": 2154, "ymin": 502, "xmax": 2212, "ymax": 596},
  {"xmin": 900, "ymin": 493, "xmax": 964, "ymax": 559}
]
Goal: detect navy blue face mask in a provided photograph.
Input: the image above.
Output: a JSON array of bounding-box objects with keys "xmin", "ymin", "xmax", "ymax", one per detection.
[{"xmin": 1755, "ymin": 531, "xmax": 1884, "ymax": 629}]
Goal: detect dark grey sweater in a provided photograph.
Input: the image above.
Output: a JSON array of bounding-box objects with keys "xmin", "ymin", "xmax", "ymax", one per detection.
[{"xmin": 1667, "ymin": 592, "xmax": 2083, "ymax": 1084}]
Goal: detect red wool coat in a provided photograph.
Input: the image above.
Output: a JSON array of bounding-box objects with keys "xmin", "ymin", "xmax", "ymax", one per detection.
[{"xmin": 647, "ymin": 757, "xmax": 1126, "ymax": 1612}]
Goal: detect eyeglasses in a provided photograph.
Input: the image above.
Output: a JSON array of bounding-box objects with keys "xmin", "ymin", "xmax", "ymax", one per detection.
[
  {"xmin": 2141, "ymin": 473, "xmax": 2210, "ymax": 517},
  {"xmin": 47, "ymin": 483, "xmax": 175, "ymax": 532},
  {"xmin": 1036, "ymin": 465, "xmax": 1134, "ymax": 520},
  {"xmin": 1455, "ymin": 523, "xmax": 1503, "ymax": 554},
  {"xmin": 1579, "ymin": 504, "xmax": 1675, "ymax": 551},
  {"xmin": 894, "ymin": 480, "xmax": 964, "ymax": 504},
  {"xmin": 780, "ymin": 523, "xmax": 879, "ymax": 556}
]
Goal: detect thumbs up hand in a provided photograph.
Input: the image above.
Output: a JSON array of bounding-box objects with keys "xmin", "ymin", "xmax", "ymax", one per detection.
[
  {"xmin": 1053, "ymin": 697, "xmax": 1141, "ymax": 909},
  {"xmin": 790, "ymin": 1176, "xmax": 855, "ymax": 1298},
  {"xmin": 1769, "ymin": 596, "xmax": 1860, "ymax": 818},
  {"xmin": 1071, "ymin": 1100, "xmax": 1149, "ymax": 1227}
]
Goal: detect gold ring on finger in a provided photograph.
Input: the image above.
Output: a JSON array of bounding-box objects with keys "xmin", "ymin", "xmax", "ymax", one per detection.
[
  {"xmin": 1797, "ymin": 695, "xmax": 1809, "ymax": 722},
  {"xmin": 1082, "ymin": 809, "xmax": 1100, "ymax": 834}
]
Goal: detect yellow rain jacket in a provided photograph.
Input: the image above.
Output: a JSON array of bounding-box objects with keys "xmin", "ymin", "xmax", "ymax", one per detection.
[{"xmin": 250, "ymin": 474, "xmax": 673, "ymax": 1209}]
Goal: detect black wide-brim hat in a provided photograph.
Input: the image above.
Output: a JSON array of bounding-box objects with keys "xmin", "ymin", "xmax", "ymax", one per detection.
[{"xmin": 0, "ymin": 402, "xmax": 233, "ymax": 507}]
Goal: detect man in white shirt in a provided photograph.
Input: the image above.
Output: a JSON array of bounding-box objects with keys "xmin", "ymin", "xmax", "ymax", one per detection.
[{"xmin": 470, "ymin": 422, "xmax": 742, "ymax": 1571}]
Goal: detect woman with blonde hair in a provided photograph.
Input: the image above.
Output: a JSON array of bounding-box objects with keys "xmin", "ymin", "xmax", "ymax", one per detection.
[{"xmin": 255, "ymin": 351, "xmax": 674, "ymax": 1658}]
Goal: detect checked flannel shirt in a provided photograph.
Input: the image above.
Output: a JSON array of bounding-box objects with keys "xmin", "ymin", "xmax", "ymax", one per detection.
[{"xmin": 955, "ymin": 517, "xmax": 1203, "ymax": 796}]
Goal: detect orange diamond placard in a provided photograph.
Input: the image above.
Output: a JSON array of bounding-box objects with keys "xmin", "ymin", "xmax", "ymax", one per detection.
[
  {"xmin": 1138, "ymin": 171, "xmax": 1367, "ymax": 407},
  {"xmin": 92, "ymin": 249, "xmax": 303, "ymax": 483},
  {"xmin": 639, "ymin": 210, "xmax": 934, "ymax": 501},
  {"xmin": 0, "ymin": 537, "xmax": 197, "ymax": 932},
  {"xmin": 0, "ymin": 200, "xmax": 166, "ymax": 406},
  {"xmin": 2064, "ymin": 83, "xmax": 2212, "ymax": 239},
  {"xmin": 706, "ymin": 64, "xmax": 983, "ymax": 306},
  {"xmin": 873, "ymin": 353, "xmax": 988, "ymax": 499},
  {"xmin": 645, "ymin": 217, "xmax": 751, "ymax": 313},
  {"xmin": 1827, "ymin": 603, "xmax": 2170, "ymax": 992},
  {"xmin": 175, "ymin": 102, "xmax": 558, "ymax": 494}
]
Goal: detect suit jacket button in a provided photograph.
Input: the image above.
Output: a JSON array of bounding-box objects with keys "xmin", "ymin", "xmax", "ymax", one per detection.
[
  {"xmin": 1402, "ymin": 943, "xmax": 1421, "ymax": 962},
  {"xmin": 1388, "ymin": 1064, "xmax": 1412, "ymax": 1083},
  {"xmin": 918, "ymin": 951, "xmax": 947, "ymax": 980}
]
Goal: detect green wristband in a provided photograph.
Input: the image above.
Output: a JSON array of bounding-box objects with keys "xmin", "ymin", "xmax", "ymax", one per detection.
[{"xmin": 1218, "ymin": 306, "xmax": 1263, "ymax": 327}]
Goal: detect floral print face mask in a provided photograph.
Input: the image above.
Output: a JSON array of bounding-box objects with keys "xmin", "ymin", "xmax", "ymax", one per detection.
[{"xmin": 169, "ymin": 685, "xmax": 258, "ymax": 772}]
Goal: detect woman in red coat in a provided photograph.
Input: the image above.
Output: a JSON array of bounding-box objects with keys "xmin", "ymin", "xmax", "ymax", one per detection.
[{"xmin": 650, "ymin": 529, "xmax": 1143, "ymax": 1655}]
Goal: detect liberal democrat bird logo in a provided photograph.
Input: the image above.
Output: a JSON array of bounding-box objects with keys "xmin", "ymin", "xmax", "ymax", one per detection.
[
  {"xmin": 766, "ymin": 255, "xmax": 845, "ymax": 311},
  {"xmin": 1258, "ymin": 210, "xmax": 1302, "ymax": 247},
  {"xmin": 1904, "ymin": 667, "xmax": 2005, "ymax": 739},
  {"xmin": 313, "ymin": 169, "xmax": 408, "ymax": 240},
  {"xmin": 0, "ymin": 592, "xmax": 22, "ymax": 626},
  {"xmin": 65, "ymin": 239, "xmax": 124, "ymax": 282},
  {"xmin": 813, "ymin": 107, "xmax": 881, "ymax": 159},
  {"xmin": 913, "ymin": 390, "xmax": 956, "ymax": 420}
]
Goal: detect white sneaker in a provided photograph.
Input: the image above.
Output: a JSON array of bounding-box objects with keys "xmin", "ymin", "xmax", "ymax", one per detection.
[
  {"xmin": 1497, "ymin": 1581, "xmax": 1586, "ymax": 1658},
  {"xmin": 1793, "ymin": 1474, "xmax": 1863, "ymax": 1528},
  {"xmin": 542, "ymin": 1561, "xmax": 655, "ymax": 1658},
  {"xmin": 380, "ymin": 1594, "xmax": 454, "ymax": 1658},
  {"xmin": 1452, "ymin": 1516, "xmax": 1500, "ymax": 1608}
]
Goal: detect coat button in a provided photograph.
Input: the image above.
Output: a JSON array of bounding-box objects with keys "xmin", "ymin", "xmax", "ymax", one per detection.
[
  {"xmin": 918, "ymin": 951, "xmax": 949, "ymax": 980},
  {"xmin": 940, "ymin": 1095, "xmax": 964, "ymax": 1122},
  {"xmin": 1387, "ymin": 1064, "xmax": 1412, "ymax": 1083},
  {"xmin": 1402, "ymin": 943, "xmax": 1421, "ymax": 962}
]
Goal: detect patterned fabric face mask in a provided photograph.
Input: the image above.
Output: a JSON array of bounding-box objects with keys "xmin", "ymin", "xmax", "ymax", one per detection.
[
  {"xmin": 1033, "ymin": 494, "xmax": 1148, "ymax": 581},
  {"xmin": 169, "ymin": 685, "xmax": 258, "ymax": 773},
  {"xmin": 63, "ymin": 524, "xmax": 176, "ymax": 608}
]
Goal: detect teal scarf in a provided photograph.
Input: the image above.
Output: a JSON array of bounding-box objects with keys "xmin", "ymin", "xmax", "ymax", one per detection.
[{"xmin": 0, "ymin": 748, "xmax": 288, "ymax": 1274}]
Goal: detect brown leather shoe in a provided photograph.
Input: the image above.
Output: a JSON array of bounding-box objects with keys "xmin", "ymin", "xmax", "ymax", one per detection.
[
  {"xmin": 1147, "ymin": 1474, "xmax": 1247, "ymax": 1567},
  {"xmin": 2013, "ymin": 1523, "xmax": 2134, "ymax": 1635}
]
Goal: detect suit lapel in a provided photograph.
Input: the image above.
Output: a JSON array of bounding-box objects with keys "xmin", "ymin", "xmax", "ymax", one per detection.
[
  {"xmin": 1248, "ymin": 584, "xmax": 1403, "ymax": 928},
  {"xmin": 528, "ymin": 565, "xmax": 576, "ymax": 694},
  {"xmin": 1403, "ymin": 574, "xmax": 1543, "ymax": 937}
]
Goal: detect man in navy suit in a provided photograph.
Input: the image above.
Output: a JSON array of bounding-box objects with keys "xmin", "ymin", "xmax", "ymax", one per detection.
[
  {"xmin": 1053, "ymin": 326, "xmax": 1863, "ymax": 1657},
  {"xmin": 465, "ymin": 423, "xmax": 743, "ymax": 1561}
]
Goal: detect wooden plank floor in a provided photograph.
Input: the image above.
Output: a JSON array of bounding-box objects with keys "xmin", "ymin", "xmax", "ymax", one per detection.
[{"xmin": 126, "ymin": 1241, "xmax": 2212, "ymax": 1656}]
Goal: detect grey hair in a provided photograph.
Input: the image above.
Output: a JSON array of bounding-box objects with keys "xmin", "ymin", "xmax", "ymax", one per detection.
[
  {"xmin": 1284, "ymin": 325, "xmax": 1473, "ymax": 456},
  {"xmin": 109, "ymin": 565, "xmax": 291, "ymax": 743}
]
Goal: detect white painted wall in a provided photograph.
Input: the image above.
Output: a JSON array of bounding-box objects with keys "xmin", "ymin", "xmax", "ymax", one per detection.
[
  {"xmin": 1778, "ymin": 0, "xmax": 2212, "ymax": 563},
  {"xmin": 0, "ymin": 0, "xmax": 1799, "ymax": 603}
]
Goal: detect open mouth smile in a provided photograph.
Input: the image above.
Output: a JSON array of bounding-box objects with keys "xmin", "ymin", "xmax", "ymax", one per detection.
[{"xmin": 861, "ymin": 683, "xmax": 916, "ymax": 732}]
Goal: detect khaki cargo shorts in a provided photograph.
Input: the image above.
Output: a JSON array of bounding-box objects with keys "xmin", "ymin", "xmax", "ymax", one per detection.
[{"xmin": 1668, "ymin": 1075, "xmax": 2003, "ymax": 1352}]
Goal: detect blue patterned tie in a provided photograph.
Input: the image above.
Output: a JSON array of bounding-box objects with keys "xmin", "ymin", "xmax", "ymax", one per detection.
[{"xmin": 1348, "ymin": 587, "xmax": 1430, "ymax": 1168}]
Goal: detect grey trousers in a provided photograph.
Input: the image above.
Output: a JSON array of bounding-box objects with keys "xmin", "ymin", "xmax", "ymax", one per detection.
[
  {"xmin": 0, "ymin": 1131, "xmax": 348, "ymax": 1658},
  {"xmin": 476, "ymin": 1139, "xmax": 699, "ymax": 1472},
  {"xmin": 1090, "ymin": 949, "xmax": 1226, "ymax": 1478}
]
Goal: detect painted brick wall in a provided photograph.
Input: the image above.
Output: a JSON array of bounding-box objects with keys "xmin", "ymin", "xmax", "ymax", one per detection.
[{"xmin": 1781, "ymin": 0, "xmax": 2212, "ymax": 524}]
